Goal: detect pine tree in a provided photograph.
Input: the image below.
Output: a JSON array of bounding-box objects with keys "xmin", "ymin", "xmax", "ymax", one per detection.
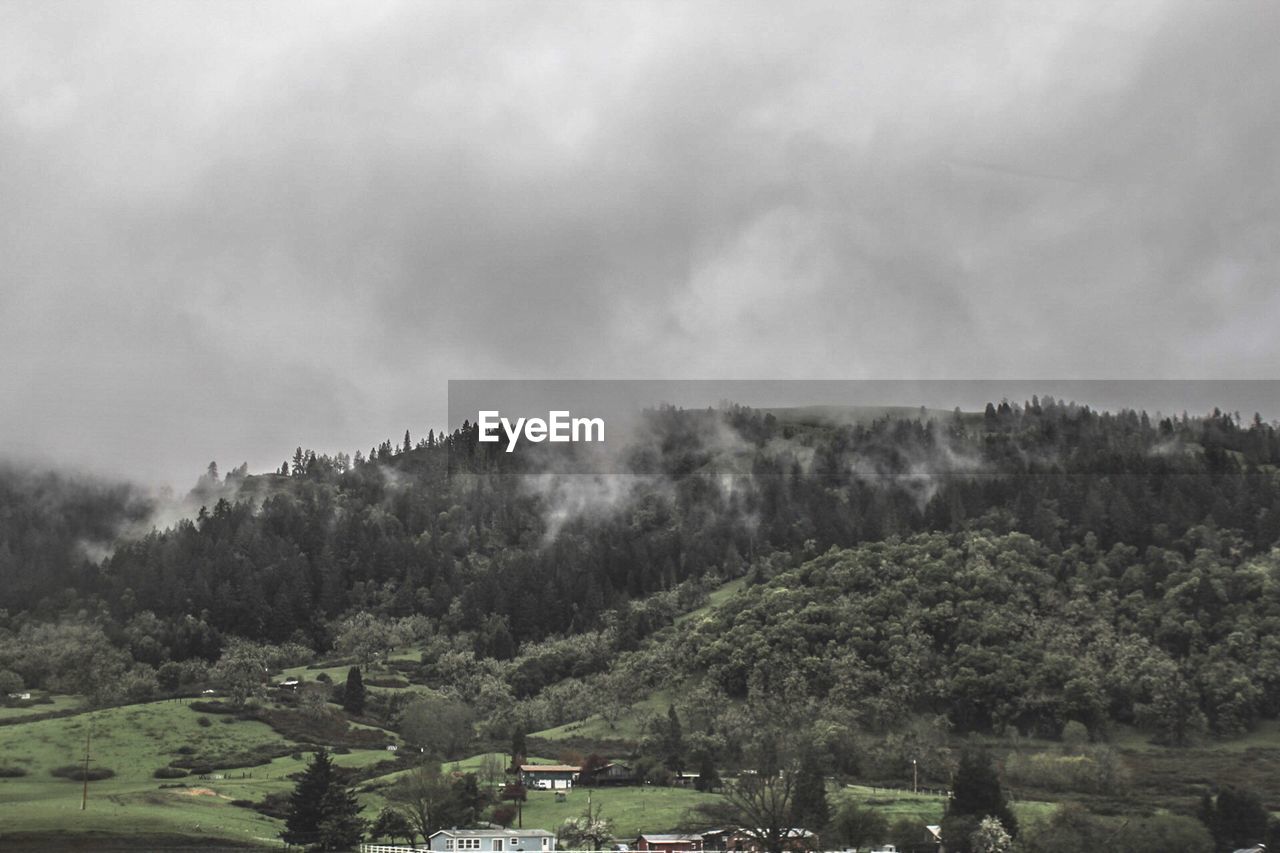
[
  {"xmin": 1200, "ymin": 785, "xmax": 1269, "ymax": 851},
  {"xmin": 694, "ymin": 751, "xmax": 721, "ymax": 792},
  {"xmin": 343, "ymin": 666, "xmax": 366, "ymax": 715},
  {"xmin": 510, "ymin": 728, "xmax": 527, "ymax": 772},
  {"xmin": 942, "ymin": 748, "xmax": 1017, "ymax": 852},
  {"xmin": 661, "ymin": 704, "xmax": 685, "ymax": 774},
  {"xmin": 791, "ymin": 747, "xmax": 830, "ymax": 832},
  {"xmin": 282, "ymin": 749, "xmax": 366, "ymax": 849},
  {"xmin": 319, "ymin": 782, "xmax": 367, "ymax": 850}
]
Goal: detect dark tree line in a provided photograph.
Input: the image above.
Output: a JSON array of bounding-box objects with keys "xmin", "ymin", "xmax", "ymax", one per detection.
[{"xmin": 3, "ymin": 400, "xmax": 1280, "ymax": 710}]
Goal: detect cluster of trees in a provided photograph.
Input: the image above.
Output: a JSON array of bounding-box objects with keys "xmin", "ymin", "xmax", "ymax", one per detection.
[
  {"xmin": 4, "ymin": 401, "xmax": 1280, "ymax": 745},
  {"xmin": 5, "ymin": 400, "xmax": 1277, "ymax": 668},
  {"xmin": 375, "ymin": 762, "xmax": 499, "ymax": 844},
  {"xmin": 679, "ymin": 527, "xmax": 1280, "ymax": 743}
]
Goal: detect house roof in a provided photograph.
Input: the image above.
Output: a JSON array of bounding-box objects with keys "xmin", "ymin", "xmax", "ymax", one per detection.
[
  {"xmin": 519, "ymin": 764, "xmax": 581, "ymax": 773},
  {"xmin": 637, "ymin": 835, "xmax": 703, "ymax": 843},
  {"xmin": 431, "ymin": 829, "xmax": 555, "ymax": 839}
]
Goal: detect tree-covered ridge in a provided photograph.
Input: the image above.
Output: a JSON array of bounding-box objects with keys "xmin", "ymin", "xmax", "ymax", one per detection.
[
  {"xmin": 102, "ymin": 400, "xmax": 1280, "ymax": 639},
  {"xmin": 2, "ymin": 398, "xmax": 1280, "ymax": 726},
  {"xmin": 680, "ymin": 528, "xmax": 1280, "ymax": 742}
]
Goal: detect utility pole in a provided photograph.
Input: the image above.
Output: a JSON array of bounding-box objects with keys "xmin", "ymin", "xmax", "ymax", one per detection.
[
  {"xmin": 80, "ymin": 721, "xmax": 92, "ymax": 811},
  {"xmin": 912, "ymin": 759, "xmax": 918, "ymax": 795}
]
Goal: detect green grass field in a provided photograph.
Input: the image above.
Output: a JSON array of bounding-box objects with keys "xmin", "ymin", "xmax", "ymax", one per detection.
[
  {"xmin": 4, "ymin": 687, "xmax": 1264, "ymax": 848},
  {"xmin": 836, "ymin": 784, "xmax": 1056, "ymax": 827},
  {"xmin": 0, "ymin": 693, "xmax": 84, "ymax": 722},
  {"xmin": 0, "ymin": 698, "xmax": 394, "ymax": 846},
  {"xmin": 518, "ymin": 785, "xmax": 721, "ymax": 838}
]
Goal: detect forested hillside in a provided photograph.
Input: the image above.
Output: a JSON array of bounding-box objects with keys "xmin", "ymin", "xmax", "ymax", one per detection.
[{"xmin": 3, "ymin": 398, "xmax": 1280, "ymax": 744}]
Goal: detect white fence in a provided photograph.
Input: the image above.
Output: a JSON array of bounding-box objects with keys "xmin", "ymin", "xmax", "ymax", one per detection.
[{"xmin": 360, "ymin": 848, "xmax": 603, "ymax": 853}]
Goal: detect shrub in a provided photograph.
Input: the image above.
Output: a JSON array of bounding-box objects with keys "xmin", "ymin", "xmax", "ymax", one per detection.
[
  {"xmin": 175, "ymin": 745, "xmax": 196, "ymax": 755},
  {"xmin": 197, "ymin": 716, "xmax": 212, "ymax": 728},
  {"xmin": 50, "ymin": 765, "xmax": 115, "ymax": 781},
  {"xmin": 153, "ymin": 766, "xmax": 189, "ymax": 779},
  {"xmin": 220, "ymin": 716, "xmax": 236, "ymax": 724},
  {"xmin": 189, "ymin": 700, "xmax": 237, "ymax": 714},
  {"xmin": 170, "ymin": 744, "xmax": 294, "ymax": 773},
  {"xmin": 0, "ymin": 766, "xmax": 28, "ymax": 778}
]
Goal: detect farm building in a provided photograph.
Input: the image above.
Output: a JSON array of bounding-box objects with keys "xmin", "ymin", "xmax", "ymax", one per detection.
[
  {"xmin": 519, "ymin": 764, "xmax": 581, "ymax": 790},
  {"xmin": 722, "ymin": 829, "xmax": 818, "ymax": 853},
  {"xmin": 591, "ymin": 761, "xmax": 638, "ymax": 785}
]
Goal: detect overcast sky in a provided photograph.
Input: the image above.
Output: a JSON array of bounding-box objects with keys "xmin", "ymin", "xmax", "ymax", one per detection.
[{"xmin": 2, "ymin": 1, "xmax": 1278, "ymax": 487}]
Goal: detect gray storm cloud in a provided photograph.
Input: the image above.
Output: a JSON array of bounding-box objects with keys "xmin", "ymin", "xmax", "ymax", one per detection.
[{"xmin": 2, "ymin": 0, "xmax": 1278, "ymax": 487}]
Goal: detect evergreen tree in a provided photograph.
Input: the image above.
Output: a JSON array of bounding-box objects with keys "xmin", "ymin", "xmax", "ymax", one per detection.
[
  {"xmin": 452, "ymin": 772, "xmax": 489, "ymax": 825},
  {"xmin": 791, "ymin": 747, "xmax": 830, "ymax": 832},
  {"xmin": 318, "ymin": 782, "xmax": 367, "ymax": 851},
  {"xmin": 942, "ymin": 748, "xmax": 1017, "ymax": 853},
  {"xmin": 1199, "ymin": 785, "xmax": 1269, "ymax": 852},
  {"xmin": 694, "ymin": 751, "xmax": 721, "ymax": 792},
  {"xmin": 282, "ymin": 749, "xmax": 366, "ymax": 850},
  {"xmin": 343, "ymin": 665, "xmax": 366, "ymax": 715},
  {"xmin": 510, "ymin": 728, "xmax": 527, "ymax": 772},
  {"xmin": 661, "ymin": 704, "xmax": 685, "ymax": 774}
]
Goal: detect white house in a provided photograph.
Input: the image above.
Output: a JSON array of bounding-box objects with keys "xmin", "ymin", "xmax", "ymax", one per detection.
[
  {"xmin": 429, "ymin": 829, "xmax": 556, "ymax": 853},
  {"xmin": 518, "ymin": 764, "xmax": 581, "ymax": 790}
]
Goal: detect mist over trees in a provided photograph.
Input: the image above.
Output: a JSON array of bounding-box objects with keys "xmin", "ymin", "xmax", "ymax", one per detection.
[{"xmin": 2, "ymin": 399, "xmax": 1280, "ymax": 745}]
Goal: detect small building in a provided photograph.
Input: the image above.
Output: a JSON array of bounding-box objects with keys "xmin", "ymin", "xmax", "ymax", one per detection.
[
  {"xmin": 724, "ymin": 829, "xmax": 818, "ymax": 853},
  {"xmin": 519, "ymin": 764, "xmax": 581, "ymax": 790},
  {"xmin": 634, "ymin": 834, "xmax": 703, "ymax": 853},
  {"xmin": 594, "ymin": 762, "xmax": 638, "ymax": 786},
  {"xmin": 698, "ymin": 829, "xmax": 734, "ymax": 851},
  {"xmin": 672, "ymin": 771, "xmax": 700, "ymax": 788},
  {"xmin": 428, "ymin": 829, "xmax": 556, "ymax": 853}
]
